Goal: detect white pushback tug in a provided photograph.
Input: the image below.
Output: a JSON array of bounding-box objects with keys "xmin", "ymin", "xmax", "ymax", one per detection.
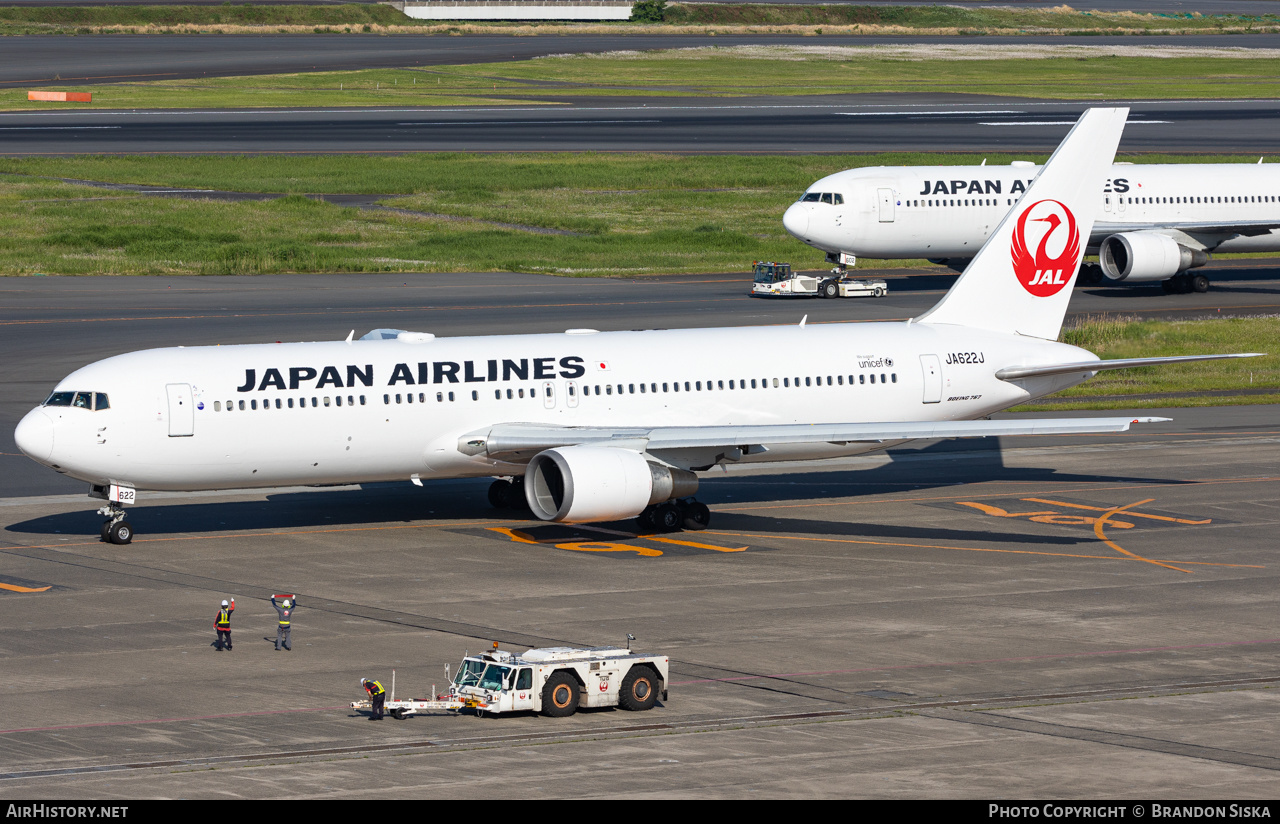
[{"xmin": 351, "ymin": 639, "xmax": 669, "ymax": 719}]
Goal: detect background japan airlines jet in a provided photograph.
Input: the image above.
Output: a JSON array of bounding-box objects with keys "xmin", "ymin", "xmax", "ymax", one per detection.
[
  {"xmin": 784, "ymin": 158, "xmax": 1280, "ymax": 294},
  {"xmin": 15, "ymin": 108, "xmax": 1262, "ymax": 545}
]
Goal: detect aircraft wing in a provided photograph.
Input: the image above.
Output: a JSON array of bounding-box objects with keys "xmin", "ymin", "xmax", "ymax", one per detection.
[
  {"xmin": 1091, "ymin": 219, "xmax": 1280, "ymax": 242},
  {"xmin": 459, "ymin": 416, "xmax": 1169, "ymax": 463}
]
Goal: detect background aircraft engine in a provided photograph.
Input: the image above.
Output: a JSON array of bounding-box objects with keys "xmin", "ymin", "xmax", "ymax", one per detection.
[
  {"xmin": 1099, "ymin": 232, "xmax": 1208, "ymax": 282},
  {"xmin": 524, "ymin": 446, "xmax": 698, "ymax": 524}
]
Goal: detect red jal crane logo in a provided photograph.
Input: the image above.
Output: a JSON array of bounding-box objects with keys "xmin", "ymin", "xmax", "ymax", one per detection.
[{"xmin": 1011, "ymin": 199, "xmax": 1080, "ymax": 297}]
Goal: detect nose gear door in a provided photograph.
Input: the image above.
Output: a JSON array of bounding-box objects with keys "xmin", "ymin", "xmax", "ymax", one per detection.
[{"xmin": 166, "ymin": 383, "xmax": 195, "ymax": 436}]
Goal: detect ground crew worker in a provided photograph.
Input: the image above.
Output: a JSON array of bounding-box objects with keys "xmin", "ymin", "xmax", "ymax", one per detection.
[
  {"xmin": 362, "ymin": 678, "xmax": 386, "ymax": 720},
  {"xmin": 271, "ymin": 594, "xmax": 297, "ymax": 651},
  {"xmin": 214, "ymin": 598, "xmax": 235, "ymax": 651}
]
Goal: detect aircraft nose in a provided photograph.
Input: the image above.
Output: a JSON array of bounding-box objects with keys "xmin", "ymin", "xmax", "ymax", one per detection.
[
  {"xmin": 14, "ymin": 408, "xmax": 54, "ymax": 463},
  {"xmin": 782, "ymin": 203, "xmax": 809, "ymax": 239}
]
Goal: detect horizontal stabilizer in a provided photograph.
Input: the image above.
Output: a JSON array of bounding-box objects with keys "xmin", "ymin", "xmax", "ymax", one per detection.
[
  {"xmin": 461, "ymin": 417, "xmax": 1171, "ymax": 461},
  {"xmin": 996, "ymin": 352, "xmax": 1264, "ymax": 382}
]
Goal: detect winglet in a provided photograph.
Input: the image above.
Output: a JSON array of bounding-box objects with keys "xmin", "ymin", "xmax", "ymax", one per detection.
[{"xmin": 915, "ymin": 107, "xmax": 1129, "ymax": 340}]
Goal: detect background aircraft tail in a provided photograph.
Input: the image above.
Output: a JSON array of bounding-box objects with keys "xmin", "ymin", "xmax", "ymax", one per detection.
[{"xmin": 915, "ymin": 108, "xmax": 1129, "ymax": 340}]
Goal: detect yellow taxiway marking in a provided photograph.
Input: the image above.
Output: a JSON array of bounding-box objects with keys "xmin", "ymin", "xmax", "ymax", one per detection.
[
  {"xmin": 0, "ymin": 581, "xmax": 51, "ymax": 593},
  {"xmin": 702, "ymin": 530, "xmax": 1261, "ymax": 569}
]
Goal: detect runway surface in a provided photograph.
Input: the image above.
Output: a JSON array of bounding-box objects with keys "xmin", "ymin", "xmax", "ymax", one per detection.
[
  {"xmin": 3, "ymin": 264, "xmax": 1278, "ymax": 499},
  {"xmin": 0, "ymin": 404, "xmax": 1277, "ymax": 796},
  {"xmin": 5, "ymin": 97, "xmax": 1280, "ymax": 154},
  {"xmin": 3, "ymin": 33, "xmax": 1280, "ymax": 88}
]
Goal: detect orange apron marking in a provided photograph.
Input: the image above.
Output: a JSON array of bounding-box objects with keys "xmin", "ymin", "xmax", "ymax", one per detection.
[
  {"xmin": 640, "ymin": 535, "xmax": 747, "ymax": 552},
  {"xmin": 957, "ymin": 501, "xmax": 1134, "ymax": 528},
  {"xmin": 554, "ymin": 541, "xmax": 663, "ymax": 557},
  {"xmin": 1023, "ymin": 498, "xmax": 1212, "ymax": 525},
  {"xmin": 703, "ymin": 530, "xmax": 1262, "ymax": 569},
  {"xmin": 1092, "ymin": 499, "xmax": 1193, "ymax": 574},
  {"xmin": 0, "ymin": 582, "xmax": 51, "ymax": 593}
]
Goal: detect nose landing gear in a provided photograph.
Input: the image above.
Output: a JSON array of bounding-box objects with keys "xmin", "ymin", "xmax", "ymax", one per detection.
[{"xmin": 97, "ymin": 503, "xmax": 133, "ymax": 545}]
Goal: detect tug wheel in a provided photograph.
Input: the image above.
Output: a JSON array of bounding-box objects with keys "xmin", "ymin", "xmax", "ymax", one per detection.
[{"xmin": 542, "ymin": 672, "xmax": 579, "ymax": 717}]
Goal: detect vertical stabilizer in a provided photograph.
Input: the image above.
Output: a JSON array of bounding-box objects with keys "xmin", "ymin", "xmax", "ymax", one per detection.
[{"xmin": 914, "ymin": 108, "xmax": 1129, "ymax": 340}]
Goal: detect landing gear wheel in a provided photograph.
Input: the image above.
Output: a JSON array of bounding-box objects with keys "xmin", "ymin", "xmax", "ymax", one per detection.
[
  {"xmin": 619, "ymin": 666, "xmax": 660, "ymax": 712},
  {"xmin": 100, "ymin": 521, "xmax": 112, "ymax": 542},
  {"xmin": 487, "ymin": 479, "xmax": 513, "ymax": 509},
  {"xmin": 107, "ymin": 520, "xmax": 133, "ymax": 545},
  {"xmin": 508, "ymin": 477, "xmax": 528, "ymax": 510},
  {"xmin": 820, "ymin": 280, "xmax": 838, "ymax": 299},
  {"xmin": 653, "ymin": 503, "xmax": 682, "ymax": 533},
  {"xmin": 682, "ymin": 501, "xmax": 711, "ymax": 531},
  {"xmin": 1173, "ymin": 274, "xmax": 1193, "ymax": 293},
  {"xmin": 636, "ymin": 506, "xmax": 656, "ymax": 532},
  {"xmin": 1078, "ymin": 265, "xmax": 1103, "ymax": 285},
  {"xmin": 541, "ymin": 672, "xmax": 580, "ymax": 717},
  {"xmin": 1191, "ymin": 274, "xmax": 1210, "ymax": 293},
  {"xmin": 1161, "ymin": 278, "xmax": 1175, "ymax": 293}
]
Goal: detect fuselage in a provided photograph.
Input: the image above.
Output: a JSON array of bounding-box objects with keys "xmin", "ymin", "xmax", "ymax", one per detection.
[
  {"xmin": 784, "ymin": 163, "xmax": 1280, "ymax": 259},
  {"xmin": 15, "ymin": 322, "xmax": 1094, "ymax": 492}
]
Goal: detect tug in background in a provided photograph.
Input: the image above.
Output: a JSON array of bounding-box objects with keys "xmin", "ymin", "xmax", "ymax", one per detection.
[{"xmin": 750, "ymin": 261, "xmax": 888, "ymax": 299}]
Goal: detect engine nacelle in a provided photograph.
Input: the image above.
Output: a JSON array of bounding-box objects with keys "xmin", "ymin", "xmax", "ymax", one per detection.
[
  {"xmin": 1099, "ymin": 232, "xmax": 1208, "ymax": 282},
  {"xmin": 524, "ymin": 446, "xmax": 698, "ymax": 524}
]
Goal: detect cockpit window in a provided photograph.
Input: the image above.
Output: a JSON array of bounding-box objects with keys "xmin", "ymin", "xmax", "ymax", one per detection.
[
  {"xmin": 800, "ymin": 192, "xmax": 844, "ymax": 205},
  {"xmin": 43, "ymin": 391, "xmax": 108, "ymax": 410}
]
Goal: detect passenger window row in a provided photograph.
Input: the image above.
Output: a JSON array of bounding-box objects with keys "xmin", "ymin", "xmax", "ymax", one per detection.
[
  {"xmin": 215, "ymin": 395, "xmax": 366, "ymax": 412},
  {"xmin": 207, "ymin": 372, "xmax": 900, "ymax": 412},
  {"xmin": 579, "ymin": 372, "xmax": 898, "ymax": 396}
]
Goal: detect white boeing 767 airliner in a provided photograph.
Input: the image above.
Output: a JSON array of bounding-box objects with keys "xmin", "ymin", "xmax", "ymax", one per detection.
[
  {"xmin": 784, "ymin": 157, "xmax": 1280, "ymax": 293},
  {"xmin": 14, "ymin": 108, "xmax": 1261, "ymax": 544}
]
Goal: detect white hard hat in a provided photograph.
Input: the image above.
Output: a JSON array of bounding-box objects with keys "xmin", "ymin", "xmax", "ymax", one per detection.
[
  {"xmin": 361, "ymin": 678, "xmax": 367, "ymax": 686},
  {"xmin": 221, "ymin": 600, "xmax": 229, "ymax": 607},
  {"xmin": 283, "ymin": 599, "xmax": 292, "ymax": 607}
]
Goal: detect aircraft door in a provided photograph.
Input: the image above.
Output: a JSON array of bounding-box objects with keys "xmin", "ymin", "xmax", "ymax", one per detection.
[
  {"xmin": 919, "ymin": 355, "xmax": 943, "ymax": 404},
  {"xmin": 877, "ymin": 188, "xmax": 896, "ymax": 223},
  {"xmin": 166, "ymin": 383, "xmax": 195, "ymax": 436}
]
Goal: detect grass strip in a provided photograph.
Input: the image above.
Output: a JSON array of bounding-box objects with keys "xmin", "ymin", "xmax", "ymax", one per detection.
[
  {"xmin": 0, "ymin": 152, "xmax": 1274, "ymax": 277},
  {"xmin": 11, "ymin": 49, "xmax": 1280, "ymax": 111},
  {"xmin": 0, "ymin": 4, "xmax": 1276, "ymax": 36}
]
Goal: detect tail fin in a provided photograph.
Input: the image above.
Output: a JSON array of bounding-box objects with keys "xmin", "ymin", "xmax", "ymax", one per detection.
[{"xmin": 915, "ymin": 107, "xmax": 1129, "ymax": 340}]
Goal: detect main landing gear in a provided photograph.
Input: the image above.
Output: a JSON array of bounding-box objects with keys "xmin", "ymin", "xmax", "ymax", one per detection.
[
  {"xmin": 637, "ymin": 498, "xmax": 711, "ymax": 534},
  {"xmin": 487, "ymin": 477, "xmax": 528, "ymax": 510},
  {"xmin": 97, "ymin": 502, "xmax": 133, "ymax": 545},
  {"xmin": 1162, "ymin": 273, "xmax": 1210, "ymax": 294}
]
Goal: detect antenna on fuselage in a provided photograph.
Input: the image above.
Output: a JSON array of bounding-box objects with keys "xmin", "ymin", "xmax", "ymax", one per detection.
[{"xmin": 345, "ymin": 330, "xmax": 354, "ymax": 344}]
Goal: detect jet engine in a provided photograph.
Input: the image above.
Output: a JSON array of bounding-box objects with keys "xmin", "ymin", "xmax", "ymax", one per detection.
[
  {"xmin": 524, "ymin": 446, "xmax": 698, "ymax": 524},
  {"xmin": 1099, "ymin": 232, "xmax": 1208, "ymax": 282}
]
